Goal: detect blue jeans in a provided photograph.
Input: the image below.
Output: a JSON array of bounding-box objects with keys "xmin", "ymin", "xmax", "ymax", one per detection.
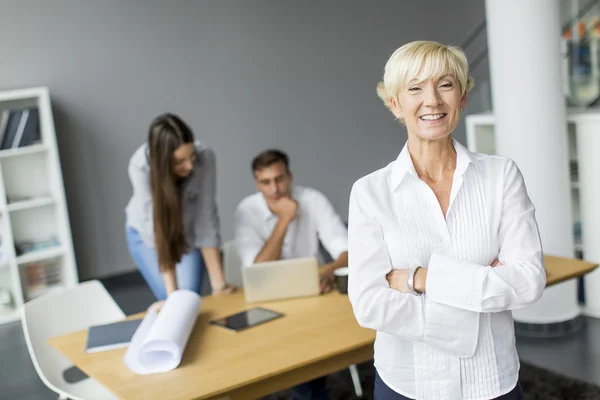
[
  {"xmin": 125, "ymin": 225, "xmax": 205, "ymax": 300},
  {"xmin": 374, "ymin": 370, "xmax": 524, "ymax": 400}
]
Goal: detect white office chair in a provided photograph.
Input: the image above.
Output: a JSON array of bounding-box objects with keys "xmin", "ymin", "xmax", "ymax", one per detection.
[
  {"xmin": 221, "ymin": 242, "xmax": 363, "ymax": 397},
  {"xmin": 21, "ymin": 280, "xmax": 122, "ymax": 400},
  {"xmin": 222, "ymin": 240, "xmax": 244, "ymax": 288}
]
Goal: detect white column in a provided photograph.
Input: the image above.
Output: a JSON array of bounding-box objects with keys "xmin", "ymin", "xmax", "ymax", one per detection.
[
  {"xmin": 485, "ymin": 0, "xmax": 579, "ymax": 323},
  {"xmin": 575, "ymin": 115, "xmax": 600, "ymax": 318}
]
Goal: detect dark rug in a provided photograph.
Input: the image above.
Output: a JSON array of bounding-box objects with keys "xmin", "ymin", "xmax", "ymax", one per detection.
[{"xmin": 262, "ymin": 360, "xmax": 600, "ymax": 400}]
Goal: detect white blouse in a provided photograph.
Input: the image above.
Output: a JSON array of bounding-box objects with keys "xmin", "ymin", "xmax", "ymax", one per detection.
[{"xmin": 348, "ymin": 139, "xmax": 546, "ymax": 400}]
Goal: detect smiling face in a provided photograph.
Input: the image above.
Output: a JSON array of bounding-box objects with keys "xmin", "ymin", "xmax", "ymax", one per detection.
[
  {"xmin": 376, "ymin": 41, "xmax": 473, "ymax": 142},
  {"xmin": 391, "ymin": 74, "xmax": 466, "ymax": 142}
]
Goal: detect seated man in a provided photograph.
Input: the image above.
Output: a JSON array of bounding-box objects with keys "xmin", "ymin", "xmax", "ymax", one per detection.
[
  {"xmin": 234, "ymin": 149, "xmax": 349, "ymax": 292},
  {"xmin": 234, "ymin": 149, "xmax": 349, "ymax": 400}
]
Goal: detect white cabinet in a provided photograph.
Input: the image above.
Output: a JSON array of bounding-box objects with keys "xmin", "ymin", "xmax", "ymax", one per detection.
[{"xmin": 0, "ymin": 87, "xmax": 78, "ymax": 325}]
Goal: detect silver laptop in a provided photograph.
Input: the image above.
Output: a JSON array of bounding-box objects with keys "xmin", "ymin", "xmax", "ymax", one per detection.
[{"xmin": 242, "ymin": 257, "xmax": 321, "ymax": 303}]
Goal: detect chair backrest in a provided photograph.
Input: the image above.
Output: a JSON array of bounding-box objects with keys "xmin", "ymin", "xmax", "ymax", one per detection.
[
  {"xmin": 21, "ymin": 280, "xmax": 124, "ymax": 399},
  {"xmin": 222, "ymin": 240, "xmax": 244, "ymax": 288}
]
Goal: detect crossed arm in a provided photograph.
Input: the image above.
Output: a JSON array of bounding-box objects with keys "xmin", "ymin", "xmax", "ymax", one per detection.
[{"xmin": 347, "ymin": 160, "xmax": 546, "ymax": 355}]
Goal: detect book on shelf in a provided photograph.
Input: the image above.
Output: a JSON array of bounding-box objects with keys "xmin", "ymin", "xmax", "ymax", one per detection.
[
  {"xmin": 0, "ymin": 107, "xmax": 41, "ymax": 150},
  {"xmin": 15, "ymin": 238, "xmax": 60, "ymax": 256},
  {"xmin": 23, "ymin": 260, "xmax": 61, "ymax": 300}
]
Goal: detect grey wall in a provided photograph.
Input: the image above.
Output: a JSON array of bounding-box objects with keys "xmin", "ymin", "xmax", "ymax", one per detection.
[{"xmin": 0, "ymin": 0, "xmax": 488, "ymax": 279}]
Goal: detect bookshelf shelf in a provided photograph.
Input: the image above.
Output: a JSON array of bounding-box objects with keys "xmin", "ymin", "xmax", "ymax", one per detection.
[
  {"xmin": 16, "ymin": 246, "xmax": 65, "ymax": 265},
  {"xmin": 0, "ymin": 143, "xmax": 46, "ymax": 159},
  {"xmin": 7, "ymin": 196, "xmax": 55, "ymax": 212},
  {"xmin": 0, "ymin": 87, "xmax": 78, "ymax": 326}
]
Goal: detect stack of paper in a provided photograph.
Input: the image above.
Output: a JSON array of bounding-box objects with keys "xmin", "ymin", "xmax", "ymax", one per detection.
[{"xmin": 124, "ymin": 290, "xmax": 201, "ymax": 374}]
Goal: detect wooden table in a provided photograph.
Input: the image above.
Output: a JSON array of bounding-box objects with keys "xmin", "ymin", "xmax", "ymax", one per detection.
[
  {"xmin": 48, "ymin": 290, "xmax": 375, "ymax": 400},
  {"xmin": 47, "ymin": 255, "xmax": 597, "ymax": 400},
  {"xmin": 544, "ymin": 254, "xmax": 598, "ymax": 286}
]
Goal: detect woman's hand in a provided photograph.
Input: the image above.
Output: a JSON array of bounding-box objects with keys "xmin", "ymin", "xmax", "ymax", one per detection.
[
  {"xmin": 386, "ymin": 267, "xmax": 427, "ymax": 293},
  {"xmin": 491, "ymin": 259, "xmax": 503, "ymax": 267},
  {"xmin": 148, "ymin": 300, "xmax": 165, "ymax": 313},
  {"xmin": 211, "ymin": 282, "xmax": 237, "ymax": 295},
  {"xmin": 386, "ymin": 269, "xmax": 409, "ymax": 292}
]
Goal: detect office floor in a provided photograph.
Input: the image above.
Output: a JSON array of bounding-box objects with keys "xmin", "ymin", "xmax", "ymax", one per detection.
[{"xmin": 0, "ymin": 273, "xmax": 598, "ymax": 399}]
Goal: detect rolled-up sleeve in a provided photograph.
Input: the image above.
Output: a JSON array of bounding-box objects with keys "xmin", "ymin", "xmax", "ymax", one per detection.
[
  {"xmin": 426, "ymin": 159, "xmax": 546, "ymax": 313},
  {"xmin": 348, "ymin": 181, "xmax": 480, "ymax": 357},
  {"xmin": 193, "ymin": 148, "xmax": 222, "ymax": 249}
]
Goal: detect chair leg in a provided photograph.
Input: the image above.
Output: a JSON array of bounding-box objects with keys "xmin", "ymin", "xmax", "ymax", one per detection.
[{"xmin": 349, "ymin": 363, "xmax": 363, "ymax": 398}]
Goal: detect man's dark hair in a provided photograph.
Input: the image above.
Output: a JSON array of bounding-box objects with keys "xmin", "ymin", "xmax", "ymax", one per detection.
[{"xmin": 251, "ymin": 149, "xmax": 290, "ymax": 174}]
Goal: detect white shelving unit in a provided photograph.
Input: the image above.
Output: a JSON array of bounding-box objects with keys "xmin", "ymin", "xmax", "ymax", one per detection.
[
  {"xmin": 465, "ymin": 108, "xmax": 600, "ymax": 318},
  {"xmin": 0, "ymin": 87, "xmax": 78, "ymax": 325}
]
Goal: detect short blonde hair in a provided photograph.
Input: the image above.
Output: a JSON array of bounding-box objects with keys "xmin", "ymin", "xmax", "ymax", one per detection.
[{"xmin": 377, "ymin": 41, "xmax": 474, "ymax": 111}]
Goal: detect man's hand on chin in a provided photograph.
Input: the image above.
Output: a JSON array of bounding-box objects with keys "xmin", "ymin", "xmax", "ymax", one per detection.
[{"xmin": 270, "ymin": 196, "xmax": 298, "ymax": 222}]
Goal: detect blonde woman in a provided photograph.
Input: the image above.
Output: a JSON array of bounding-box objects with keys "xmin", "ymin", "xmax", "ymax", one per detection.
[{"xmin": 348, "ymin": 41, "xmax": 545, "ymax": 399}]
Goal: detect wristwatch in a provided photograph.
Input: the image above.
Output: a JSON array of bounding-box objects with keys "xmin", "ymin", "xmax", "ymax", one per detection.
[{"xmin": 407, "ymin": 267, "xmax": 421, "ymax": 296}]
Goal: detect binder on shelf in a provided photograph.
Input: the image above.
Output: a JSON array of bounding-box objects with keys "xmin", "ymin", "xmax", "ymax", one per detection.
[
  {"xmin": 0, "ymin": 107, "xmax": 40, "ymax": 150},
  {"xmin": 0, "ymin": 110, "xmax": 22, "ymax": 149},
  {"xmin": 0, "ymin": 110, "xmax": 10, "ymax": 145}
]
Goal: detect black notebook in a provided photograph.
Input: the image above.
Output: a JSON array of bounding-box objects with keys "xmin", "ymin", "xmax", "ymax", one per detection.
[{"xmin": 85, "ymin": 319, "xmax": 143, "ymax": 354}]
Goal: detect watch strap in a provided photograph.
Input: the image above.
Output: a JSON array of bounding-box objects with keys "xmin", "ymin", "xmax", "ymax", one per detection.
[{"xmin": 407, "ymin": 267, "xmax": 420, "ymax": 295}]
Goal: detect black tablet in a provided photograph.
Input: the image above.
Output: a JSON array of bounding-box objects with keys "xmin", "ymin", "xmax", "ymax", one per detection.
[{"xmin": 209, "ymin": 307, "xmax": 284, "ymax": 332}]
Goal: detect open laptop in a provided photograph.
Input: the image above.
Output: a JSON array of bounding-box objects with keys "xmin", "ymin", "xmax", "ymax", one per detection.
[{"xmin": 242, "ymin": 257, "xmax": 321, "ymax": 303}]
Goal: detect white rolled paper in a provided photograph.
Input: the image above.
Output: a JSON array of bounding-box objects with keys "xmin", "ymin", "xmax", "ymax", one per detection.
[{"xmin": 124, "ymin": 289, "xmax": 201, "ymax": 374}]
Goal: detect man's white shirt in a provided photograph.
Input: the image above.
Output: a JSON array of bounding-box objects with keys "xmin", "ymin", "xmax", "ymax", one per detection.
[{"xmin": 234, "ymin": 186, "xmax": 348, "ymax": 267}]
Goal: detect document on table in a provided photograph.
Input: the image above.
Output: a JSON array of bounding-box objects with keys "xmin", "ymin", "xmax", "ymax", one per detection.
[{"xmin": 123, "ymin": 289, "xmax": 201, "ymax": 374}]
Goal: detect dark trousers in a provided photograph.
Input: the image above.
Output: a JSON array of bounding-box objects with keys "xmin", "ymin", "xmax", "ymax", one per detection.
[
  {"xmin": 291, "ymin": 376, "xmax": 330, "ymax": 400},
  {"xmin": 374, "ymin": 371, "xmax": 524, "ymax": 400}
]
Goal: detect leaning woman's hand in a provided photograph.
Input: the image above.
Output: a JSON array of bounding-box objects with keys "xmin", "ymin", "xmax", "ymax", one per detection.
[
  {"xmin": 148, "ymin": 300, "xmax": 166, "ymax": 313},
  {"xmin": 212, "ymin": 282, "xmax": 237, "ymax": 295}
]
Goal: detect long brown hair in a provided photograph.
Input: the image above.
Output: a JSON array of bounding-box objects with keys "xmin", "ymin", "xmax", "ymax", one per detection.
[{"xmin": 147, "ymin": 113, "xmax": 194, "ymax": 271}]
